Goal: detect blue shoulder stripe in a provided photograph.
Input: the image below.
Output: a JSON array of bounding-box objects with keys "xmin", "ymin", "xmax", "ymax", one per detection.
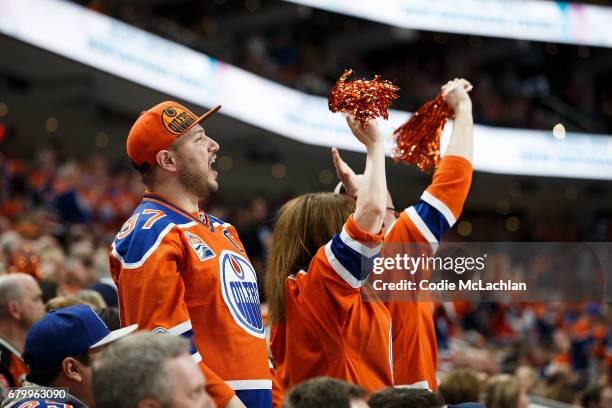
[
  {"xmin": 235, "ymin": 389, "xmax": 272, "ymax": 408},
  {"xmin": 324, "ymin": 229, "xmax": 381, "ymax": 288},
  {"xmin": 111, "ymin": 200, "xmax": 194, "ymax": 268},
  {"xmin": 412, "ymin": 200, "xmax": 451, "ymax": 242}
]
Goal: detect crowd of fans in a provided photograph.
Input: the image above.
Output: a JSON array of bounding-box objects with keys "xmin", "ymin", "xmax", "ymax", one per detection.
[
  {"xmin": 0, "ymin": 144, "xmax": 611, "ymax": 407},
  {"xmin": 3, "ymin": 4, "xmax": 612, "ymax": 405}
]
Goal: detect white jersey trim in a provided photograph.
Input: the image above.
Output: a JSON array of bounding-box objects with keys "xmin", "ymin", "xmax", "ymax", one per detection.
[
  {"xmin": 395, "ymin": 380, "xmax": 431, "ymax": 390},
  {"xmin": 421, "ymin": 190, "xmax": 456, "ymax": 227},
  {"xmin": 111, "ymin": 220, "xmax": 196, "ymax": 269},
  {"xmin": 384, "ymin": 217, "xmax": 400, "ymax": 237},
  {"xmin": 177, "ymin": 221, "xmax": 198, "ymax": 229},
  {"xmin": 111, "ymin": 223, "xmax": 174, "ymax": 269},
  {"xmin": 287, "ymin": 270, "xmax": 307, "ymax": 280},
  {"xmin": 192, "ymin": 352, "xmax": 202, "ymax": 363},
  {"xmin": 0, "ymin": 337, "xmax": 22, "ymax": 360},
  {"xmin": 324, "ymin": 242, "xmax": 366, "ymax": 288},
  {"xmin": 167, "ymin": 320, "xmax": 192, "ymax": 335},
  {"xmin": 340, "ymin": 226, "xmax": 382, "ymax": 258},
  {"xmin": 405, "ymin": 207, "xmax": 439, "ymax": 253},
  {"xmin": 225, "ymin": 379, "xmax": 273, "ymax": 390}
]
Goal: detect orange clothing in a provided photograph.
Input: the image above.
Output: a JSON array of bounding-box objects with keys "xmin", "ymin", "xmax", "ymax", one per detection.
[
  {"xmin": 384, "ymin": 156, "xmax": 472, "ymax": 390},
  {"xmin": 270, "ymin": 215, "xmax": 393, "ymax": 392},
  {"xmin": 110, "ymin": 193, "xmax": 271, "ymax": 407},
  {"xmin": 270, "ymin": 366, "xmax": 284, "ymax": 408}
]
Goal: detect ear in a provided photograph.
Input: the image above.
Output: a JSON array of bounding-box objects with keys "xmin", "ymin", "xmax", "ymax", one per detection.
[
  {"xmin": 155, "ymin": 149, "xmax": 177, "ymax": 172},
  {"xmin": 137, "ymin": 399, "xmax": 163, "ymax": 408},
  {"xmin": 7, "ymin": 300, "xmax": 21, "ymax": 320},
  {"xmin": 61, "ymin": 357, "xmax": 83, "ymax": 383}
]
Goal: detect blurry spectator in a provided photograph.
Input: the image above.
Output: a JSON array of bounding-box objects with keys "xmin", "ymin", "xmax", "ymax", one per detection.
[
  {"xmin": 368, "ymin": 388, "xmax": 444, "ymax": 408},
  {"xmin": 93, "ymin": 332, "xmax": 215, "ymax": 408},
  {"xmin": 59, "ymin": 258, "xmax": 97, "ymax": 294},
  {"xmin": 73, "ymin": 289, "xmax": 106, "ymax": 310},
  {"xmin": 0, "ymin": 274, "xmax": 44, "ymax": 395},
  {"xmin": 89, "ymin": 279, "xmax": 118, "ymax": 308},
  {"xmin": 38, "ymin": 278, "xmax": 59, "ymax": 304},
  {"xmin": 514, "ymin": 366, "xmax": 537, "ymax": 394},
  {"xmin": 438, "ymin": 368, "xmax": 482, "ymax": 405},
  {"xmin": 97, "ymin": 307, "xmax": 120, "ymax": 331},
  {"xmin": 5, "ymin": 305, "xmax": 137, "ymax": 408},
  {"xmin": 580, "ymin": 384, "xmax": 612, "ymax": 408},
  {"xmin": 598, "ymin": 385, "xmax": 612, "ymax": 408},
  {"xmin": 581, "ymin": 385, "xmax": 603, "ymax": 408},
  {"xmin": 484, "ymin": 374, "xmax": 529, "ymax": 408},
  {"xmin": 45, "ymin": 295, "xmax": 90, "ymax": 313},
  {"xmin": 284, "ymin": 377, "xmax": 368, "ymax": 408},
  {"xmin": 542, "ymin": 371, "xmax": 575, "ymax": 405},
  {"xmin": 238, "ymin": 196, "xmax": 272, "ymax": 300}
]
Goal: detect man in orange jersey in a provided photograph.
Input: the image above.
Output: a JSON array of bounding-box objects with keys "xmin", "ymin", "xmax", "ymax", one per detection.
[
  {"xmin": 0, "ymin": 273, "xmax": 44, "ymax": 399},
  {"xmin": 110, "ymin": 102, "xmax": 270, "ymax": 408},
  {"xmin": 332, "ymin": 78, "xmax": 475, "ymax": 390}
]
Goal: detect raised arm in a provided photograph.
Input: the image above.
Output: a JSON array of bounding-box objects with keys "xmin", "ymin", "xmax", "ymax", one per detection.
[
  {"xmin": 442, "ymin": 78, "xmax": 474, "ymax": 163},
  {"xmin": 345, "ymin": 116, "xmax": 387, "ymax": 234}
]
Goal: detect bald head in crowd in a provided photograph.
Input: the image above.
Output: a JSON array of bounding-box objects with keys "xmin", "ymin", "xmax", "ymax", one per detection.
[{"xmin": 0, "ymin": 273, "xmax": 44, "ymax": 352}]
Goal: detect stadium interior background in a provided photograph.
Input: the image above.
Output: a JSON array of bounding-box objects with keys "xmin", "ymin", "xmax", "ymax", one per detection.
[{"xmin": 1, "ymin": 1, "xmax": 612, "ymax": 406}]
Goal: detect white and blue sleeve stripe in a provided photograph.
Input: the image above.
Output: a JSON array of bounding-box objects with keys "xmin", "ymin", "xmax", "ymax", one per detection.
[
  {"xmin": 324, "ymin": 225, "xmax": 382, "ymax": 288},
  {"xmin": 158, "ymin": 320, "xmax": 201, "ymax": 362},
  {"xmin": 420, "ymin": 191, "xmax": 456, "ymax": 227},
  {"xmin": 404, "ymin": 192, "xmax": 457, "ymax": 252}
]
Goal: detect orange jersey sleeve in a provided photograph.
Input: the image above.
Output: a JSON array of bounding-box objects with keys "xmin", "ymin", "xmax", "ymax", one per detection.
[
  {"xmin": 386, "ymin": 155, "xmax": 472, "ymax": 248},
  {"xmin": 384, "ymin": 155, "xmax": 473, "ymax": 390}
]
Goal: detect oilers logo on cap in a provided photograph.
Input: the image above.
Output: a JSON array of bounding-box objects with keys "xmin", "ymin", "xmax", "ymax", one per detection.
[
  {"xmin": 160, "ymin": 106, "xmax": 196, "ymax": 136},
  {"xmin": 219, "ymin": 250, "xmax": 265, "ymax": 338}
]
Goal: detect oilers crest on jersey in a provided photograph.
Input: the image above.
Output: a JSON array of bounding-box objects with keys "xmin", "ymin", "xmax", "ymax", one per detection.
[{"xmin": 219, "ymin": 250, "xmax": 265, "ymax": 338}]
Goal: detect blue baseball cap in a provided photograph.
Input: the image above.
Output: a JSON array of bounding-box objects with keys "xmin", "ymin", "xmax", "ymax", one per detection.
[{"xmin": 24, "ymin": 304, "xmax": 137, "ymax": 371}]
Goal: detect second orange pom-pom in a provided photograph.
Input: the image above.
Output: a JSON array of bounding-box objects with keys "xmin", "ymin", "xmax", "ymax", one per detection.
[{"xmin": 392, "ymin": 94, "xmax": 453, "ymax": 172}]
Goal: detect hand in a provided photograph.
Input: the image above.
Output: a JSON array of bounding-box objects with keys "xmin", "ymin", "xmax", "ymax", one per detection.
[
  {"xmin": 441, "ymin": 78, "xmax": 473, "ymax": 113},
  {"xmin": 346, "ymin": 115, "xmax": 383, "ymax": 149},
  {"xmin": 331, "ymin": 147, "xmax": 363, "ymax": 199}
]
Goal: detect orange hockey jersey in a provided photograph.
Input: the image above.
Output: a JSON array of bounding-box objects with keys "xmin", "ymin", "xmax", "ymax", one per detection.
[
  {"xmin": 109, "ymin": 193, "xmax": 271, "ymax": 408},
  {"xmin": 270, "ymin": 215, "xmax": 393, "ymax": 393},
  {"xmin": 384, "ymin": 155, "xmax": 472, "ymax": 390}
]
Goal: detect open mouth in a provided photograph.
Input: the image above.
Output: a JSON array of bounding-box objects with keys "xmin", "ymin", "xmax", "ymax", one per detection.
[{"xmin": 209, "ymin": 157, "xmax": 218, "ymax": 177}]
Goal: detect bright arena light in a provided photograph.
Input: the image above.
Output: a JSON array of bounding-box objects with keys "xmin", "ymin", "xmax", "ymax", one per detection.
[{"xmin": 553, "ymin": 123, "xmax": 566, "ymax": 139}]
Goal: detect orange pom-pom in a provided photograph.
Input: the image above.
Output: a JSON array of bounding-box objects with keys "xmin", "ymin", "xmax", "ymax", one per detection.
[
  {"xmin": 392, "ymin": 94, "xmax": 453, "ymax": 172},
  {"xmin": 329, "ymin": 69, "xmax": 399, "ymax": 128}
]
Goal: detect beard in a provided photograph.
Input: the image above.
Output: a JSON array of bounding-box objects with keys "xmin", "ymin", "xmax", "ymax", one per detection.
[{"xmin": 177, "ymin": 156, "xmax": 218, "ymax": 200}]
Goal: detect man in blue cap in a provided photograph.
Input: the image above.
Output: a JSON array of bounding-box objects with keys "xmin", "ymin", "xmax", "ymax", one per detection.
[{"xmin": 1, "ymin": 305, "xmax": 137, "ymax": 408}]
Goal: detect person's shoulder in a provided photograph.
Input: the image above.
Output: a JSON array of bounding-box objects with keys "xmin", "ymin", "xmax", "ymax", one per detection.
[{"xmin": 110, "ymin": 200, "xmax": 193, "ymax": 268}]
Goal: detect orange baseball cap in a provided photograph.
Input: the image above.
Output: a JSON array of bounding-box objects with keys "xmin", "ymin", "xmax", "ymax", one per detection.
[{"xmin": 127, "ymin": 101, "xmax": 221, "ymax": 171}]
